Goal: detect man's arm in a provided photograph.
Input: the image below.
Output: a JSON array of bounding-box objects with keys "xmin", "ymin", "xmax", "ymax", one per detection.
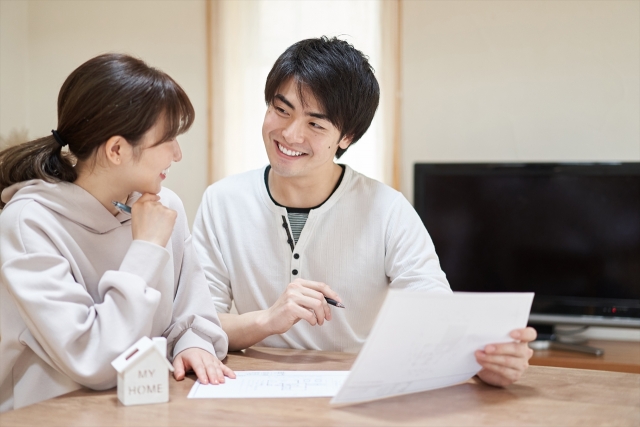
[
  {"xmin": 385, "ymin": 195, "xmax": 535, "ymax": 386},
  {"xmin": 218, "ymin": 279, "xmax": 343, "ymax": 351}
]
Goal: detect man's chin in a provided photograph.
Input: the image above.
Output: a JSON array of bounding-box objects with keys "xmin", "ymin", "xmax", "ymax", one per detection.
[{"xmin": 269, "ymin": 162, "xmax": 304, "ymax": 179}]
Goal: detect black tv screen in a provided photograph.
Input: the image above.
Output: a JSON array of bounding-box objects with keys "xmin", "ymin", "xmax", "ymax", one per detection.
[{"xmin": 414, "ymin": 163, "xmax": 640, "ymax": 327}]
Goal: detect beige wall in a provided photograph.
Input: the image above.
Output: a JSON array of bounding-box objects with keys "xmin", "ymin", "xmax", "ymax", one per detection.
[
  {"xmin": 0, "ymin": 0, "xmax": 29, "ymax": 142},
  {"xmin": 0, "ymin": 0, "xmax": 208, "ymax": 225},
  {"xmin": 402, "ymin": 0, "xmax": 640, "ymax": 200}
]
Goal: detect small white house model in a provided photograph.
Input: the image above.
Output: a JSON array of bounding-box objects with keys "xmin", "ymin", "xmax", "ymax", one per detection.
[{"xmin": 111, "ymin": 336, "xmax": 174, "ymax": 406}]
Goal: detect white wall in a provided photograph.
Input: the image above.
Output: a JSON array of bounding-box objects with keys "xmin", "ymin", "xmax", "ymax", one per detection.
[
  {"xmin": 402, "ymin": 0, "xmax": 640, "ymax": 200},
  {"xmin": 1, "ymin": 0, "xmax": 208, "ymax": 225}
]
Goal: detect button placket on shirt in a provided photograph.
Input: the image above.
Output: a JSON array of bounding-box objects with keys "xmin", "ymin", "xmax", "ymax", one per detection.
[{"xmin": 291, "ymin": 252, "xmax": 300, "ymax": 278}]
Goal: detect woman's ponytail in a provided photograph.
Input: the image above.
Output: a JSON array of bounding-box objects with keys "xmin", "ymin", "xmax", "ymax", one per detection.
[{"xmin": 0, "ymin": 134, "xmax": 76, "ymax": 208}]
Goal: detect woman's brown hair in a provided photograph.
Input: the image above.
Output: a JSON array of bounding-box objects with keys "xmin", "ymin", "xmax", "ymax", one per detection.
[{"xmin": 0, "ymin": 53, "xmax": 195, "ymax": 208}]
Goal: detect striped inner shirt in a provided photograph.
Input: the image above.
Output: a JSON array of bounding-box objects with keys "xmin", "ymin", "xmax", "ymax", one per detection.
[
  {"xmin": 287, "ymin": 212, "xmax": 309, "ymax": 244},
  {"xmin": 265, "ymin": 165, "xmax": 346, "ymax": 247}
]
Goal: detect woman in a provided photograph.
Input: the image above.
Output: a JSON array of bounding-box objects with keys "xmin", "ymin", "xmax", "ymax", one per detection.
[{"xmin": 0, "ymin": 53, "xmax": 234, "ymax": 412}]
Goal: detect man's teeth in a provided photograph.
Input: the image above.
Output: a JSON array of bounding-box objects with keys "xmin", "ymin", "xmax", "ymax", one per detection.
[{"xmin": 278, "ymin": 143, "xmax": 303, "ymax": 157}]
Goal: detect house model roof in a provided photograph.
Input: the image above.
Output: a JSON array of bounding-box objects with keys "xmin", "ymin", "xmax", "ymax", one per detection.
[{"xmin": 111, "ymin": 336, "xmax": 175, "ymax": 374}]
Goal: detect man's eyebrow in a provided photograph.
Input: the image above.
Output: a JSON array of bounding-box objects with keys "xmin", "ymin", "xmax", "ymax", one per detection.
[
  {"xmin": 274, "ymin": 94, "xmax": 295, "ymax": 110},
  {"xmin": 274, "ymin": 93, "xmax": 329, "ymax": 120},
  {"xmin": 308, "ymin": 112, "xmax": 329, "ymax": 120}
]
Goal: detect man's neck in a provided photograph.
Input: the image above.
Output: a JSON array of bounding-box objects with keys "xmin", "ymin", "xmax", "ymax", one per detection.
[{"xmin": 268, "ymin": 163, "xmax": 344, "ymax": 208}]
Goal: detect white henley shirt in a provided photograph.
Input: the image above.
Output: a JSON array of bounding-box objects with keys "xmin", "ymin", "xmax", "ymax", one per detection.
[{"xmin": 193, "ymin": 165, "xmax": 452, "ymax": 352}]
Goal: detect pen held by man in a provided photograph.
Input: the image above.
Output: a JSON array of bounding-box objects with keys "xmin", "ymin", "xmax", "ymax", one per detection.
[{"xmin": 325, "ymin": 297, "xmax": 345, "ymax": 308}]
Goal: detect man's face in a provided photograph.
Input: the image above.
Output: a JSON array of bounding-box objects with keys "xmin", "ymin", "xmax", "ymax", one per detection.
[{"xmin": 262, "ymin": 78, "xmax": 351, "ymax": 180}]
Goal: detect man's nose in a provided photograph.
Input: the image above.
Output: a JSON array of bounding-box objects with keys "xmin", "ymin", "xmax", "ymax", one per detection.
[{"xmin": 282, "ymin": 120, "xmax": 304, "ymax": 144}]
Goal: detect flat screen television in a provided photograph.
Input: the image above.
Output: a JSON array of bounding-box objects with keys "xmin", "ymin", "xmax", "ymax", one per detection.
[{"xmin": 414, "ymin": 163, "xmax": 640, "ymax": 328}]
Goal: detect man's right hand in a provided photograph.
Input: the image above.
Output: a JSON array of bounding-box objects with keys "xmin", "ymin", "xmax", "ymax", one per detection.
[
  {"xmin": 219, "ymin": 278, "xmax": 343, "ymax": 351},
  {"xmin": 262, "ymin": 278, "xmax": 343, "ymax": 335}
]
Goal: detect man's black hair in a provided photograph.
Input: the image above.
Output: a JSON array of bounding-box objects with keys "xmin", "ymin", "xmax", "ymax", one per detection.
[{"xmin": 264, "ymin": 36, "xmax": 380, "ymax": 159}]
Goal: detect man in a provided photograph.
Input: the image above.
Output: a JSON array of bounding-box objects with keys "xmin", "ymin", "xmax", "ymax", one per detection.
[{"xmin": 193, "ymin": 37, "xmax": 535, "ymax": 387}]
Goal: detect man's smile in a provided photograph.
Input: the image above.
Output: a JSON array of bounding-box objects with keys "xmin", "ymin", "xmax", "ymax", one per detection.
[{"xmin": 276, "ymin": 140, "xmax": 307, "ymax": 158}]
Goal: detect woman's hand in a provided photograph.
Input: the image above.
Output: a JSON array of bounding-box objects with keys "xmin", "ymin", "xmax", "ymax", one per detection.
[
  {"xmin": 130, "ymin": 193, "xmax": 177, "ymax": 247},
  {"xmin": 475, "ymin": 327, "xmax": 537, "ymax": 387},
  {"xmin": 173, "ymin": 348, "xmax": 236, "ymax": 385}
]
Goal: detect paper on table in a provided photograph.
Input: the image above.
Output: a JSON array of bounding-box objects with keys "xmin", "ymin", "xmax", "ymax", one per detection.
[
  {"xmin": 330, "ymin": 291, "xmax": 534, "ymax": 407},
  {"xmin": 188, "ymin": 371, "xmax": 349, "ymax": 398}
]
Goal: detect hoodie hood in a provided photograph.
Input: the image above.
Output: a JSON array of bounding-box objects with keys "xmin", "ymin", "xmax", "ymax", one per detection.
[{"xmin": 1, "ymin": 180, "xmax": 137, "ymax": 234}]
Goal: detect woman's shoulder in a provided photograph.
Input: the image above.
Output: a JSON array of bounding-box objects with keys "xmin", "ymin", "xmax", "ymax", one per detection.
[
  {"xmin": 0, "ymin": 196, "xmax": 50, "ymax": 230},
  {"xmin": 0, "ymin": 197, "xmax": 54, "ymax": 257}
]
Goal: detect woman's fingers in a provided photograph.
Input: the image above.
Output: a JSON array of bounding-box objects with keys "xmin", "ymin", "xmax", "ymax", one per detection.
[
  {"xmin": 173, "ymin": 348, "xmax": 235, "ymax": 385},
  {"xmin": 172, "ymin": 355, "xmax": 186, "ymax": 381}
]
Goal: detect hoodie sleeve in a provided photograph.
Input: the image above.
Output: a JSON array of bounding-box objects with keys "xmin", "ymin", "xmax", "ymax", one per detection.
[
  {"xmin": 160, "ymin": 189, "xmax": 229, "ymax": 362},
  {"xmin": 0, "ymin": 201, "xmax": 167, "ymax": 390}
]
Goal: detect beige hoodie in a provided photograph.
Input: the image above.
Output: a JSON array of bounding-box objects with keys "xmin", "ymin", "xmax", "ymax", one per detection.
[{"xmin": 0, "ymin": 180, "xmax": 228, "ymax": 412}]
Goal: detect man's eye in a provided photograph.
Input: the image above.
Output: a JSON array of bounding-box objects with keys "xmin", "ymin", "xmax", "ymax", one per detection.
[
  {"xmin": 310, "ymin": 122, "xmax": 324, "ymax": 130},
  {"xmin": 275, "ymin": 106, "xmax": 287, "ymax": 114}
]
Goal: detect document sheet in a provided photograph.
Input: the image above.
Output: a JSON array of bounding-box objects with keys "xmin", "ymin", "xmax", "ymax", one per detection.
[
  {"xmin": 188, "ymin": 371, "xmax": 349, "ymax": 398},
  {"xmin": 330, "ymin": 291, "xmax": 534, "ymax": 407}
]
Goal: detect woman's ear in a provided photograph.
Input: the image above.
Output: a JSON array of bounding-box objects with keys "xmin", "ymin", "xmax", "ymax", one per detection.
[{"xmin": 103, "ymin": 136, "xmax": 130, "ymax": 166}]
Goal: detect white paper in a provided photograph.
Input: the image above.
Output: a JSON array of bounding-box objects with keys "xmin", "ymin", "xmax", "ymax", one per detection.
[
  {"xmin": 188, "ymin": 371, "xmax": 349, "ymax": 398},
  {"xmin": 330, "ymin": 291, "xmax": 534, "ymax": 407}
]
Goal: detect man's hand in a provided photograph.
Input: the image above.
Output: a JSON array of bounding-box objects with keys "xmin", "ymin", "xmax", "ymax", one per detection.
[
  {"xmin": 263, "ymin": 278, "xmax": 343, "ymax": 335},
  {"xmin": 475, "ymin": 327, "xmax": 537, "ymax": 387},
  {"xmin": 173, "ymin": 347, "xmax": 236, "ymax": 385}
]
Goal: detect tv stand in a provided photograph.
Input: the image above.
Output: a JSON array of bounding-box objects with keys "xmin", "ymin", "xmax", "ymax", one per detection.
[
  {"xmin": 528, "ymin": 339, "xmax": 640, "ymax": 373},
  {"xmin": 529, "ymin": 339, "xmax": 604, "ymax": 356},
  {"xmin": 529, "ymin": 324, "xmax": 605, "ymax": 355}
]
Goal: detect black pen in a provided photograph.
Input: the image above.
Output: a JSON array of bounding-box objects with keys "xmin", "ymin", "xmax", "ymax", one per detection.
[
  {"xmin": 325, "ymin": 297, "xmax": 345, "ymax": 308},
  {"xmin": 112, "ymin": 201, "xmax": 132, "ymax": 214}
]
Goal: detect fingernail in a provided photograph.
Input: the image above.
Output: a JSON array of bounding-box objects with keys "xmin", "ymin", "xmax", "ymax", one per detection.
[
  {"xmin": 512, "ymin": 331, "xmax": 521, "ymax": 339},
  {"xmin": 486, "ymin": 345, "xmax": 495, "ymax": 353}
]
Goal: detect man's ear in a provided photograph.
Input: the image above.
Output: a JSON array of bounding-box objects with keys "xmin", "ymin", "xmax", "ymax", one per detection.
[
  {"xmin": 103, "ymin": 136, "xmax": 129, "ymax": 166},
  {"xmin": 338, "ymin": 135, "xmax": 353, "ymax": 150}
]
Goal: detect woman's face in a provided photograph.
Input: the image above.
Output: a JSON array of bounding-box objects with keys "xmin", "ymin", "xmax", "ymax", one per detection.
[{"xmin": 123, "ymin": 119, "xmax": 183, "ymax": 195}]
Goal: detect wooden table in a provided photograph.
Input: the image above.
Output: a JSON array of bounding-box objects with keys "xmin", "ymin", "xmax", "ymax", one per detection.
[
  {"xmin": 1, "ymin": 347, "xmax": 639, "ymax": 426},
  {"xmin": 530, "ymin": 340, "xmax": 640, "ymax": 373}
]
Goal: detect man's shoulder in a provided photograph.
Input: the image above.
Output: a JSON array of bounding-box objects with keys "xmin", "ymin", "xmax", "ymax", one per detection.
[
  {"xmin": 202, "ymin": 167, "xmax": 265, "ymax": 202},
  {"xmin": 344, "ymin": 166, "xmax": 403, "ymax": 204}
]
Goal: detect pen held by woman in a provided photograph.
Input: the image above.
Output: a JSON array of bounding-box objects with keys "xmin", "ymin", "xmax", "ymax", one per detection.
[{"xmin": 112, "ymin": 200, "xmax": 131, "ymax": 214}]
